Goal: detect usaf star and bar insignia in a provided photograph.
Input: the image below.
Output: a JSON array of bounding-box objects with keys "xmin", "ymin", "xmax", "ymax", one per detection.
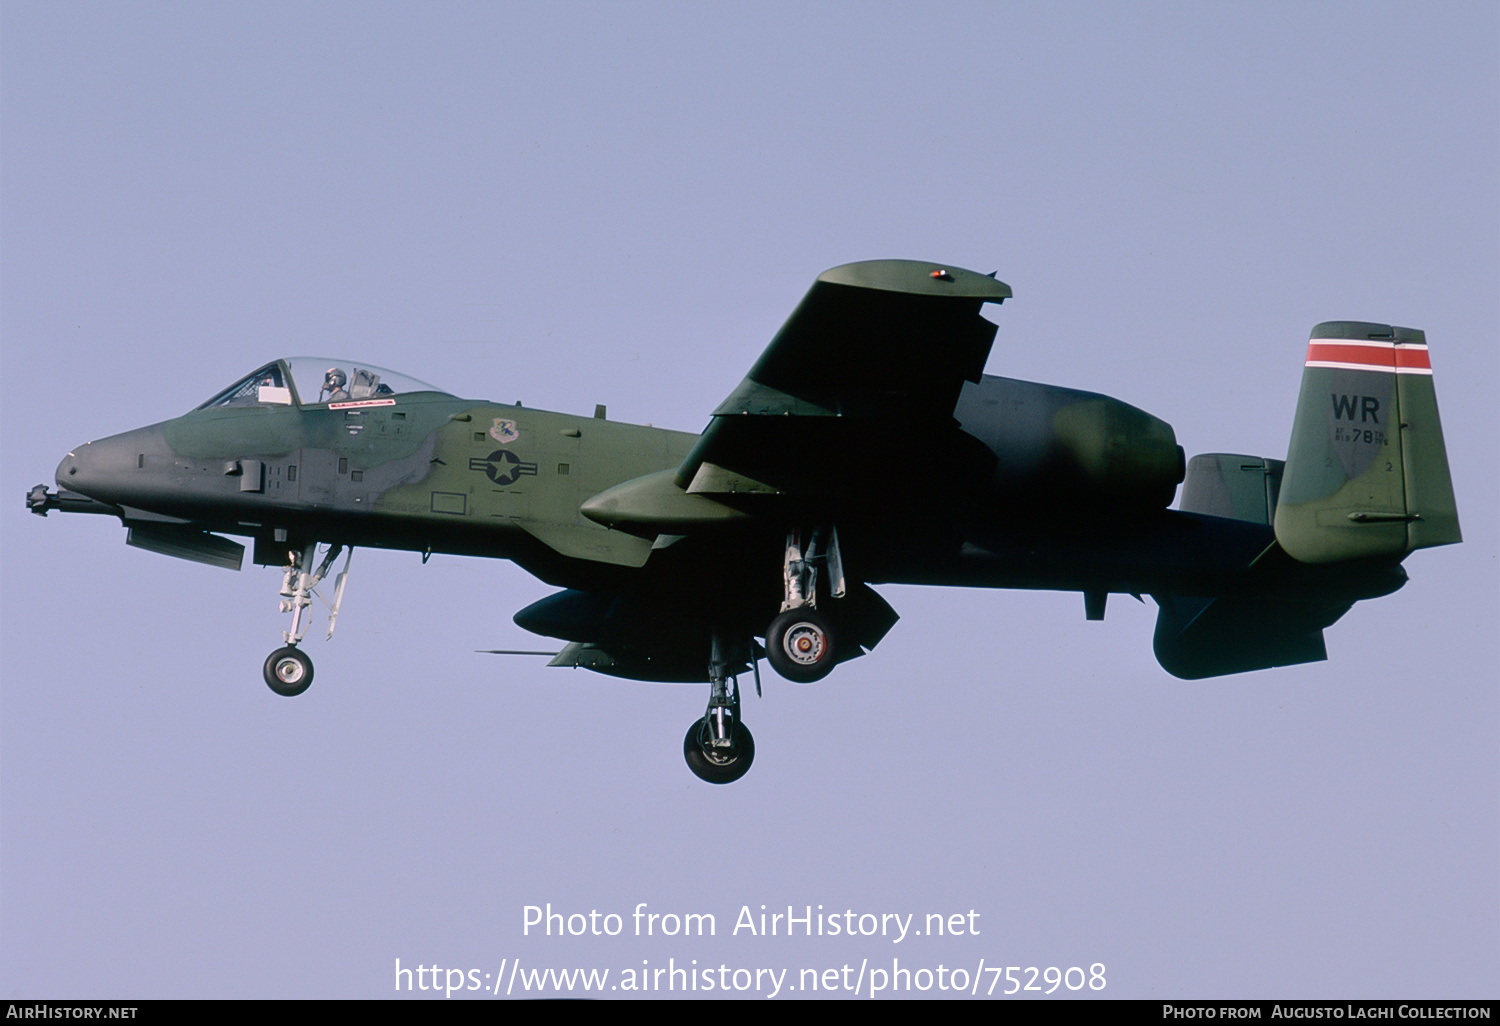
[{"xmin": 469, "ymin": 449, "xmax": 539, "ymax": 486}]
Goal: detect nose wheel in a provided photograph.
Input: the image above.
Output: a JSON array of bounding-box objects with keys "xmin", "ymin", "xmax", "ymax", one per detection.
[{"xmin": 263, "ymin": 646, "xmax": 313, "ymax": 697}]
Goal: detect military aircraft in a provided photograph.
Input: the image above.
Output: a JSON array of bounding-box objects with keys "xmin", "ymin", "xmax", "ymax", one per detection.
[{"xmin": 28, "ymin": 260, "xmax": 1460, "ymax": 783}]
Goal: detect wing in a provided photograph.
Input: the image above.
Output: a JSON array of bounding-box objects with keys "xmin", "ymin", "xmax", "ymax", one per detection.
[
  {"xmin": 673, "ymin": 260, "xmax": 1012, "ymax": 501},
  {"xmin": 579, "ymin": 260, "xmax": 1011, "ymax": 533}
]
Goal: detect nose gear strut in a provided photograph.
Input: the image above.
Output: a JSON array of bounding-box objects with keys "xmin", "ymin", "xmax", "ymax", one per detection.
[{"xmin": 262, "ymin": 542, "xmax": 352, "ymax": 696}]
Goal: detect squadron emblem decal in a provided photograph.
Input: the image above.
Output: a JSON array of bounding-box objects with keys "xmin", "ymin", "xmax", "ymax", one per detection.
[
  {"xmin": 469, "ymin": 449, "xmax": 538, "ymax": 486},
  {"xmin": 490, "ymin": 418, "xmax": 521, "ymax": 444}
]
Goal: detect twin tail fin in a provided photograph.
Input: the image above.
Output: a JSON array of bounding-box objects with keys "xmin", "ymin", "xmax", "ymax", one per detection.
[
  {"xmin": 1274, "ymin": 322, "xmax": 1459, "ymax": 563},
  {"xmin": 1154, "ymin": 321, "xmax": 1458, "ymax": 679}
]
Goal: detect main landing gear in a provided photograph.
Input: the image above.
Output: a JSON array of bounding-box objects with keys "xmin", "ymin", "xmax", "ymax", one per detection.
[
  {"xmin": 261, "ymin": 542, "xmax": 351, "ymax": 697},
  {"xmin": 765, "ymin": 527, "xmax": 842, "ymax": 683}
]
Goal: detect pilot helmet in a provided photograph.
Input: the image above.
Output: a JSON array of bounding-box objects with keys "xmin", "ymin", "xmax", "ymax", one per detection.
[{"xmin": 324, "ymin": 367, "xmax": 347, "ymax": 391}]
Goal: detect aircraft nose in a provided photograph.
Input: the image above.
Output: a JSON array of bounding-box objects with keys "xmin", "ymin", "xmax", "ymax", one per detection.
[
  {"xmin": 56, "ymin": 425, "xmax": 170, "ymax": 505},
  {"xmin": 55, "ymin": 450, "xmax": 80, "ymax": 485},
  {"xmin": 55, "ymin": 444, "xmax": 106, "ymax": 493}
]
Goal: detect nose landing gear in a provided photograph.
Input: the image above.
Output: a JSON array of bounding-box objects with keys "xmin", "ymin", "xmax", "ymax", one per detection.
[{"xmin": 261, "ymin": 542, "xmax": 351, "ymax": 697}]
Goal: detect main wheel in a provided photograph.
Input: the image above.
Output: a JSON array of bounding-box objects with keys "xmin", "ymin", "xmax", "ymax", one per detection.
[
  {"xmin": 263, "ymin": 646, "xmax": 313, "ymax": 697},
  {"xmin": 765, "ymin": 607, "xmax": 837, "ymax": 683},
  {"xmin": 683, "ymin": 718, "xmax": 755, "ymax": 784}
]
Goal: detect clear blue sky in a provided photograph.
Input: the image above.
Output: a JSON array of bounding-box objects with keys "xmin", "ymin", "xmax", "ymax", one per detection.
[{"xmin": 3, "ymin": 1, "xmax": 1495, "ymax": 999}]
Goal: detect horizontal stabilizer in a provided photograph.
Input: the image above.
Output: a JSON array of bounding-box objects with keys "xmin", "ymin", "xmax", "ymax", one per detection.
[{"xmin": 1152, "ymin": 592, "xmax": 1348, "ymax": 679}]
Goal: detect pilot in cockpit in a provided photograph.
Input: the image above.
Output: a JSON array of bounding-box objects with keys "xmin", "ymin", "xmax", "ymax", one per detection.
[{"xmin": 322, "ymin": 367, "xmax": 350, "ymax": 403}]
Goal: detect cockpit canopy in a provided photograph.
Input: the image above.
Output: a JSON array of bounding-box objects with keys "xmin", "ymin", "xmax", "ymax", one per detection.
[{"xmin": 196, "ymin": 358, "xmax": 452, "ymax": 411}]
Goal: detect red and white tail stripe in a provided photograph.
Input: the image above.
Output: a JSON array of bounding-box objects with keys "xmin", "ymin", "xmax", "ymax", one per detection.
[{"xmin": 1304, "ymin": 339, "xmax": 1432, "ymax": 375}]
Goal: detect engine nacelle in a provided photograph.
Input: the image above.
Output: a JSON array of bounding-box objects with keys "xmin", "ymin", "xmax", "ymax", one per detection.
[{"xmin": 954, "ymin": 375, "xmax": 1184, "ymax": 509}]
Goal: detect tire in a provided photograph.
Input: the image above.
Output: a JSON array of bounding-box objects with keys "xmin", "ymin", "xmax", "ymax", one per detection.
[
  {"xmin": 683, "ymin": 718, "xmax": 755, "ymax": 784},
  {"xmin": 765, "ymin": 607, "xmax": 837, "ymax": 683},
  {"xmin": 263, "ymin": 646, "xmax": 313, "ymax": 697}
]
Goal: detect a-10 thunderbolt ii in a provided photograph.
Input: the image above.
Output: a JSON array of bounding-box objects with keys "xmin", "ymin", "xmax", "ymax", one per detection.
[{"xmin": 28, "ymin": 260, "xmax": 1460, "ymax": 783}]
